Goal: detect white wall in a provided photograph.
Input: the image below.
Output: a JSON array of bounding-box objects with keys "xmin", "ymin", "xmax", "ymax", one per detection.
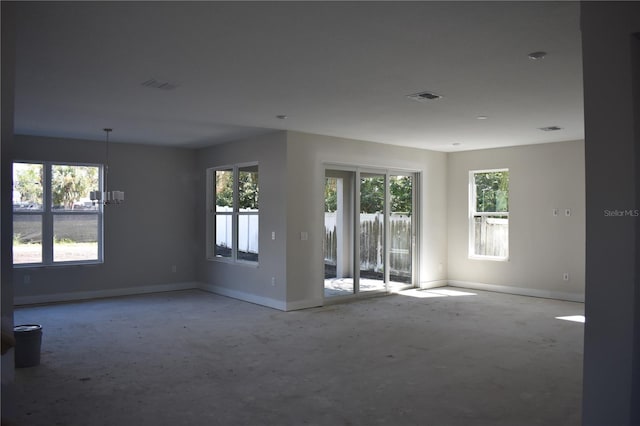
[
  {"xmin": 8, "ymin": 130, "xmax": 587, "ymax": 314},
  {"xmin": 447, "ymin": 140, "xmax": 585, "ymax": 301},
  {"xmin": 12, "ymin": 135, "xmax": 199, "ymax": 304},
  {"xmin": 285, "ymin": 131, "xmax": 448, "ymax": 309},
  {"xmin": 195, "ymin": 131, "xmax": 289, "ymax": 310}
]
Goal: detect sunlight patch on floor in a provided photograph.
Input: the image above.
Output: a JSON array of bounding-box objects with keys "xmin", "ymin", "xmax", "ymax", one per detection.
[
  {"xmin": 398, "ymin": 288, "xmax": 477, "ymax": 298},
  {"xmin": 555, "ymin": 315, "xmax": 585, "ymax": 323}
]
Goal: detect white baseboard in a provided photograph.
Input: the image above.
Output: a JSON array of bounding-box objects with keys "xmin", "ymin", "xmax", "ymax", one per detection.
[
  {"xmin": 14, "ymin": 282, "xmax": 199, "ymax": 306},
  {"xmin": 447, "ymin": 280, "xmax": 585, "ymax": 303},
  {"xmin": 14, "ymin": 279, "xmax": 582, "ymax": 310},
  {"xmin": 418, "ymin": 280, "xmax": 449, "ymax": 290},
  {"xmin": 14, "ymin": 280, "xmax": 319, "ymax": 312},
  {"xmin": 199, "ymin": 283, "xmax": 287, "ymax": 311},
  {"xmin": 285, "ymin": 298, "xmax": 323, "ymax": 311}
]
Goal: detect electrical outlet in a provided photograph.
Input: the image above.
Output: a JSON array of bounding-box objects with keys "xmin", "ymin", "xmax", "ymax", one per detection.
[
  {"xmin": 271, "ymin": 277, "xmax": 276, "ymax": 286},
  {"xmin": 171, "ymin": 265, "xmax": 177, "ymax": 273},
  {"xmin": 23, "ymin": 275, "xmax": 31, "ymax": 284},
  {"xmin": 565, "ymin": 209, "xmax": 571, "ymax": 217},
  {"xmin": 300, "ymin": 232, "xmax": 308, "ymax": 241},
  {"xmin": 271, "ymin": 231, "xmax": 276, "ymax": 240},
  {"xmin": 563, "ymin": 273, "xmax": 569, "ymax": 281}
]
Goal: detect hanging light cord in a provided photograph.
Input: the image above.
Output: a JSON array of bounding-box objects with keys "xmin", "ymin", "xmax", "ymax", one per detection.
[{"xmin": 104, "ymin": 128, "xmax": 112, "ymax": 195}]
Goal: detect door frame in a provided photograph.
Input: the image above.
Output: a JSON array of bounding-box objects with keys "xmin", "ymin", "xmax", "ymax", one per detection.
[{"xmin": 322, "ymin": 163, "xmax": 420, "ymax": 302}]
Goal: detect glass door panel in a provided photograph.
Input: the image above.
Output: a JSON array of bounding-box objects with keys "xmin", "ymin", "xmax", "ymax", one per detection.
[
  {"xmin": 389, "ymin": 174, "xmax": 413, "ymax": 290},
  {"xmin": 324, "ymin": 171, "xmax": 355, "ymax": 297},
  {"xmin": 359, "ymin": 173, "xmax": 386, "ymax": 293}
]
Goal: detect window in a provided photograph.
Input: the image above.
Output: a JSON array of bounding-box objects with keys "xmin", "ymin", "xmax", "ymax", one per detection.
[
  {"xmin": 469, "ymin": 169, "xmax": 509, "ymax": 260},
  {"xmin": 13, "ymin": 162, "xmax": 103, "ymax": 266},
  {"xmin": 207, "ymin": 164, "xmax": 259, "ymax": 263}
]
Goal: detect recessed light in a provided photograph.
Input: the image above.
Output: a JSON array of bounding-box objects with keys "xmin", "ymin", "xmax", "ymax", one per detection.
[
  {"xmin": 276, "ymin": 115, "xmax": 288, "ymax": 120},
  {"xmin": 476, "ymin": 115, "xmax": 488, "ymax": 120},
  {"xmin": 528, "ymin": 51, "xmax": 547, "ymax": 60}
]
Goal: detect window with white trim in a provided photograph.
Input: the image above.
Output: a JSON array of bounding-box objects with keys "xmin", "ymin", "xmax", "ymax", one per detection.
[
  {"xmin": 207, "ymin": 164, "xmax": 259, "ymax": 263},
  {"xmin": 469, "ymin": 169, "xmax": 509, "ymax": 260},
  {"xmin": 12, "ymin": 162, "xmax": 103, "ymax": 266}
]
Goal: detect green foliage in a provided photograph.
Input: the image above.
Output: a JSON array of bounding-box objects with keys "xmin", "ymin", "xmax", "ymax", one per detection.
[
  {"xmin": 215, "ymin": 170, "xmax": 233, "ymax": 207},
  {"xmin": 325, "ymin": 178, "xmax": 337, "ymax": 212},
  {"xmin": 51, "ymin": 165, "xmax": 98, "ymax": 209},
  {"xmin": 390, "ymin": 176, "xmax": 412, "ymax": 214},
  {"xmin": 360, "ymin": 176, "xmax": 385, "ymax": 213},
  {"xmin": 54, "ymin": 236, "xmax": 75, "ymax": 244},
  {"xmin": 475, "ymin": 171, "xmax": 509, "ymax": 212},
  {"xmin": 14, "ymin": 163, "xmax": 98, "ymax": 211},
  {"xmin": 238, "ymin": 169, "xmax": 259, "ymax": 209},
  {"xmin": 54, "ymin": 166, "xmax": 97, "ymax": 209},
  {"xmin": 14, "ymin": 164, "xmax": 43, "ymax": 205},
  {"xmin": 215, "ymin": 168, "xmax": 259, "ymax": 210},
  {"xmin": 324, "ymin": 175, "xmax": 413, "ymax": 214}
]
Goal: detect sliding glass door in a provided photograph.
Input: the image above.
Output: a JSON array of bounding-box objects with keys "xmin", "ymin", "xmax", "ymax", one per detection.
[{"xmin": 324, "ymin": 167, "xmax": 416, "ymax": 299}]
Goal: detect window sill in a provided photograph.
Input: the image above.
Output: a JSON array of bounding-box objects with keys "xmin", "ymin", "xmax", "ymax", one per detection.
[
  {"xmin": 13, "ymin": 261, "xmax": 103, "ymax": 269},
  {"xmin": 207, "ymin": 256, "xmax": 259, "ymax": 268},
  {"xmin": 468, "ymin": 255, "xmax": 509, "ymax": 262}
]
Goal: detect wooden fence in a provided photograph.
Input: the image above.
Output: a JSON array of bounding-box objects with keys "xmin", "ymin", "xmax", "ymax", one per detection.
[
  {"xmin": 324, "ymin": 213, "xmax": 411, "ymax": 277},
  {"xmin": 473, "ymin": 216, "xmax": 508, "ymax": 257}
]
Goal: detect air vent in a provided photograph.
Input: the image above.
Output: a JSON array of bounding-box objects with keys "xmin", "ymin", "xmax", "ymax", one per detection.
[
  {"xmin": 407, "ymin": 91, "xmax": 444, "ymax": 102},
  {"xmin": 538, "ymin": 126, "xmax": 563, "ymax": 131},
  {"xmin": 141, "ymin": 78, "xmax": 178, "ymax": 90}
]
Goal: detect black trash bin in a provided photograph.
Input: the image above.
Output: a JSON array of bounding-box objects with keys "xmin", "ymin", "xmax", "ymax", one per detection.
[{"xmin": 14, "ymin": 324, "xmax": 42, "ymax": 368}]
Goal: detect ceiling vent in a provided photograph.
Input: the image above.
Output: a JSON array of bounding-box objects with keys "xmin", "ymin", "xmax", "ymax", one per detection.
[
  {"xmin": 538, "ymin": 126, "xmax": 563, "ymax": 131},
  {"xmin": 407, "ymin": 91, "xmax": 443, "ymax": 102},
  {"xmin": 141, "ymin": 78, "xmax": 178, "ymax": 90}
]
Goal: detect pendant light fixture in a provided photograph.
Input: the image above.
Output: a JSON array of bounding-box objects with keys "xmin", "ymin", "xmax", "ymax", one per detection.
[{"xmin": 90, "ymin": 128, "xmax": 124, "ymax": 205}]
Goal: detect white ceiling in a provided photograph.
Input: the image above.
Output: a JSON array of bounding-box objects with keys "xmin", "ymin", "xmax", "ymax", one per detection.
[{"xmin": 13, "ymin": 1, "xmax": 584, "ymax": 152}]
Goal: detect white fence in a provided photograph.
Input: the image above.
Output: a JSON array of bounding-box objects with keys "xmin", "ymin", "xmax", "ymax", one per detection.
[{"xmin": 216, "ymin": 206, "xmax": 259, "ymax": 254}]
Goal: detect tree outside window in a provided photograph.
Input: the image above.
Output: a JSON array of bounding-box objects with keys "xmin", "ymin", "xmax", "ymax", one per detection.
[
  {"xmin": 209, "ymin": 164, "xmax": 259, "ymax": 263},
  {"xmin": 13, "ymin": 162, "xmax": 103, "ymax": 266},
  {"xmin": 470, "ymin": 169, "xmax": 509, "ymax": 259}
]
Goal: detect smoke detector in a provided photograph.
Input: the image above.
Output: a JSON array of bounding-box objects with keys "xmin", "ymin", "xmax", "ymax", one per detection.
[{"xmin": 407, "ymin": 91, "xmax": 444, "ymax": 102}]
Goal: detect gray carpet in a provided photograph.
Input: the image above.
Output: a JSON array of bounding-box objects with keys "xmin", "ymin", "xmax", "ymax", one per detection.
[{"xmin": 13, "ymin": 288, "xmax": 583, "ymax": 426}]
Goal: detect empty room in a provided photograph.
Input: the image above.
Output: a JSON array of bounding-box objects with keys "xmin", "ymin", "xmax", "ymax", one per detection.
[{"xmin": 1, "ymin": 1, "xmax": 639, "ymax": 425}]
